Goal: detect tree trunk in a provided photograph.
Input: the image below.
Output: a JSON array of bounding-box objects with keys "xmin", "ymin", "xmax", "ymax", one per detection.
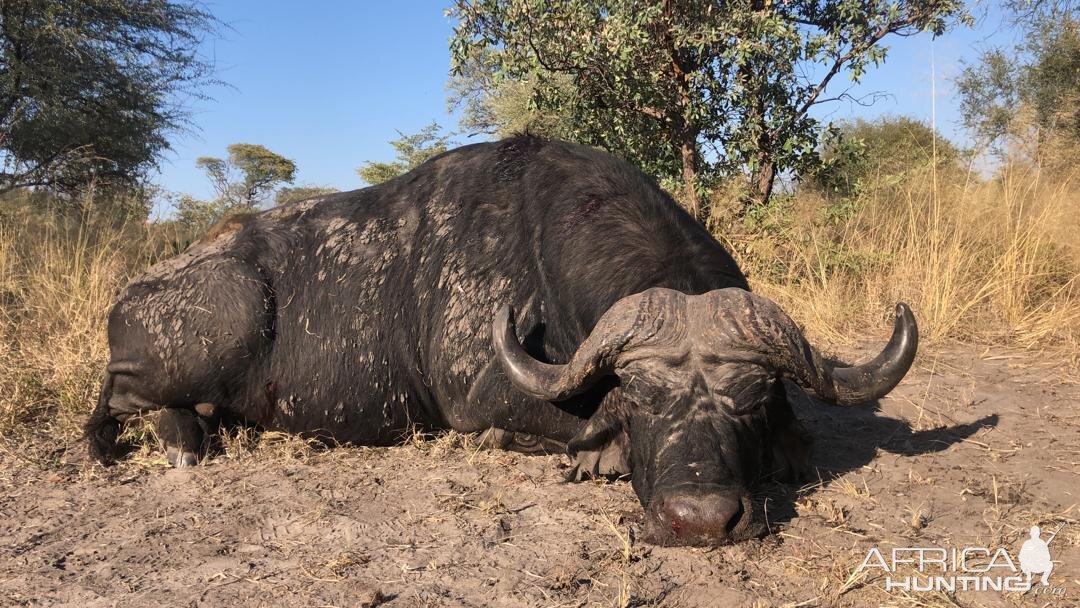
[
  {"xmin": 734, "ymin": 11, "xmax": 777, "ymax": 214},
  {"xmin": 661, "ymin": 11, "xmax": 705, "ymax": 227},
  {"xmin": 748, "ymin": 155, "xmax": 776, "ymax": 209},
  {"xmin": 680, "ymin": 140, "xmax": 703, "ymax": 222}
]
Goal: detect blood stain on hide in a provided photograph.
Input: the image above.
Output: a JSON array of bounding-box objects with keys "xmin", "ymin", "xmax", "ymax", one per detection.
[
  {"xmin": 565, "ymin": 195, "xmax": 609, "ymax": 227},
  {"xmin": 671, "ymin": 519, "xmax": 684, "ymax": 536}
]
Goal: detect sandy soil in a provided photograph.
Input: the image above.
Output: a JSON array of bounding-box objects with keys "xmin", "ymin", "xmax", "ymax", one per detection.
[{"xmin": 1, "ymin": 346, "xmax": 1078, "ymax": 607}]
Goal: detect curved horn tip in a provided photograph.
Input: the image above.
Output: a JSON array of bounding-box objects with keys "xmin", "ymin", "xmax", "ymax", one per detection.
[
  {"xmin": 893, "ymin": 302, "xmax": 919, "ymax": 342},
  {"xmin": 492, "ymin": 304, "xmax": 521, "ymax": 360},
  {"xmin": 823, "ymin": 301, "xmax": 919, "ymax": 406},
  {"xmin": 490, "ymin": 302, "xmax": 565, "ymax": 402},
  {"xmin": 895, "ymin": 301, "xmax": 913, "ymax": 319}
]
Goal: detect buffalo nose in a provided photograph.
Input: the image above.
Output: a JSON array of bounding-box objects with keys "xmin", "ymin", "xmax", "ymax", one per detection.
[{"xmin": 645, "ymin": 491, "xmax": 762, "ymax": 546}]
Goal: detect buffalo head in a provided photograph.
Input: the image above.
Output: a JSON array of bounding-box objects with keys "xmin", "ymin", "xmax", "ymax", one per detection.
[{"xmin": 492, "ymin": 287, "xmax": 917, "ymax": 546}]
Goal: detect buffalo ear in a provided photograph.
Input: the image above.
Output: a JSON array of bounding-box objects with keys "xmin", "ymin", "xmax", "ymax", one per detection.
[{"xmin": 565, "ymin": 416, "xmax": 630, "ymax": 482}]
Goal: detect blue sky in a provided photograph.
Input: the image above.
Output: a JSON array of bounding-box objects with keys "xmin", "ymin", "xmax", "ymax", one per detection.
[{"xmin": 153, "ymin": 1, "xmax": 1021, "ymax": 213}]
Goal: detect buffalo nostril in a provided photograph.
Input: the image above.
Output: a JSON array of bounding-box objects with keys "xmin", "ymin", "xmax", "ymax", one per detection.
[
  {"xmin": 656, "ymin": 492, "xmax": 746, "ymax": 540},
  {"xmin": 660, "ymin": 498, "xmax": 693, "ymax": 536}
]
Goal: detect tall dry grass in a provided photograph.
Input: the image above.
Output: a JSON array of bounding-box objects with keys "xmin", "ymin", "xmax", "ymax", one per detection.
[
  {"xmin": 0, "ymin": 211, "xmax": 178, "ymax": 455},
  {"xmin": 732, "ymin": 163, "xmax": 1080, "ymax": 352}
]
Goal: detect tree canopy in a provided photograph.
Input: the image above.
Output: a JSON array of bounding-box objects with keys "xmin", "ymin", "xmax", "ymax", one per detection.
[
  {"xmin": 957, "ymin": 3, "xmax": 1080, "ymax": 166},
  {"xmin": 0, "ymin": 0, "xmax": 218, "ymax": 197},
  {"xmin": 357, "ymin": 122, "xmax": 453, "ymax": 185},
  {"xmin": 174, "ymin": 143, "xmax": 296, "ymax": 234},
  {"xmin": 275, "ymin": 185, "xmax": 339, "ymax": 206},
  {"xmin": 196, "ymin": 144, "xmax": 297, "ymax": 209},
  {"xmin": 809, "ymin": 117, "xmax": 962, "ymax": 200},
  {"xmin": 449, "ymin": 0, "xmax": 968, "ymax": 218}
]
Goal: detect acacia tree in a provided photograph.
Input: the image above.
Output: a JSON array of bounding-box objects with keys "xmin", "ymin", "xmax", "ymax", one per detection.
[
  {"xmin": 809, "ymin": 117, "xmax": 962, "ymax": 200},
  {"xmin": 175, "ymin": 143, "xmax": 296, "ymax": 233},
  {"xmin": 447, "ymin": 48, "xmax": 576, "ymax": 138},
  {"xmin": 0, "ymin": 0, "xmax": 217, "ymax": 197},
  {"xmin": 196, "ymin": 143, "xmax": 297, "ymax": 209},
  {"xmin": 449, "ymin": 0, "xmax": 967, "ymax": 219},
  {"xmin": 357, "ymin": 122, "xmax": 453, "ymax": 185}
]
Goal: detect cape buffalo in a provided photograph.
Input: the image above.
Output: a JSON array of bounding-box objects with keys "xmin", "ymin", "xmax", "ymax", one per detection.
[{"xmin": 86, "ymin": 136, "xmax": 917, "ymax": 546}]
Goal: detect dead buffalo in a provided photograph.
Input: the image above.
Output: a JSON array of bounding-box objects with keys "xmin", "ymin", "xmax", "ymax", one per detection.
[{"xmin": 86, "ymin": 136, "xmax": 917, "ymax": 546}]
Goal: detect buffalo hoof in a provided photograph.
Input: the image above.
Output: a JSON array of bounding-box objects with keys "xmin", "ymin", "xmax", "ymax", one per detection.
[
  {"xmin": 156, "ymin": 407, "xmax": 217, "ymax": 468},
  {"xmin": 165, "ymin": 445, "xmax": 199, "ymax": 468},
  {"xmin": 478, "ymin": 427, "xmax": 565, "ymax": 455}
]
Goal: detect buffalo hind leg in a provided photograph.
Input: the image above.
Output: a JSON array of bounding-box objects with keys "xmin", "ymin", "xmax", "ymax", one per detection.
[
  {"xmin": 155, "ymin": 405, "xmax": 219, "ymax": 468},
  {"xmin": 87, "ymin": 252, "xmax": 271, "ymax": 466}
]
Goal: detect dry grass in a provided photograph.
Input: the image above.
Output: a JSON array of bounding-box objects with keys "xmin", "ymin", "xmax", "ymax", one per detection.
[
  {"xmin": 729, "ymin": 163, "xmax": 1080, "ymax": 353},
  {"xmin": 599, "ymin": 511, "xmax": 634, "ymax": 608},
  {"xmin": 0, "ymin": 213, "xmax": 157, "ymax": 449}
]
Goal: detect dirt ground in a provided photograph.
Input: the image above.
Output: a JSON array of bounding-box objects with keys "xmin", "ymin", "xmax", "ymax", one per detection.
[{"xmin": 1, "ymin": 345, "xmax": 1078, "ymax": 608}]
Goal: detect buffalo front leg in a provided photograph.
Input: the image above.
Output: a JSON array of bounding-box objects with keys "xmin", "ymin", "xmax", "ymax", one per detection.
[
  {"xmin": 155, "ymin": 405, "xmax": 218, "ymax": 468},
  {"xmin": 477, "ymin": 427, "xmax": 567, "ymax": 455}
]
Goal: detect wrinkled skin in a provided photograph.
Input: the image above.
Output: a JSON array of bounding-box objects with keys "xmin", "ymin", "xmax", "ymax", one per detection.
[{"xmin": 86, "ymin": 136, "xmax": 916, "ymax": 546}]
